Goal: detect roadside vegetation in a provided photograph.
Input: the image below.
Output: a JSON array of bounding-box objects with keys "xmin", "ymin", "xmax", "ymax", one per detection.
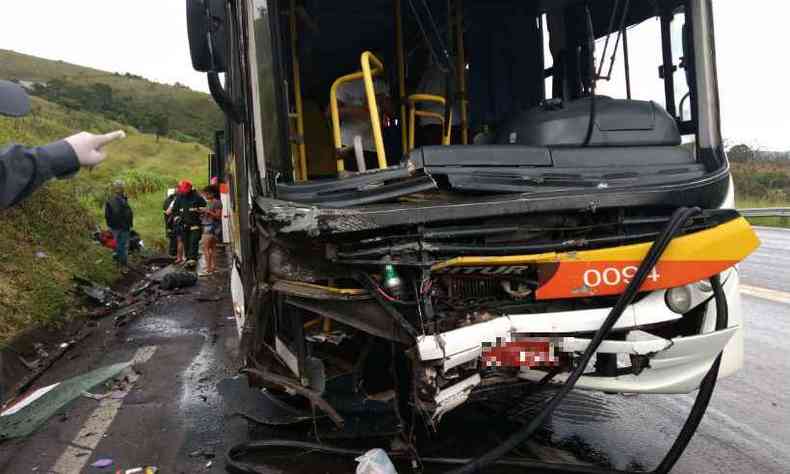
[
  {"xmin": 1, "ymin": 49, "xmax": 223, "ymax": 146},
  {"xmin": 0, "ymin": 96, "xmax": 210, "ymax": 343},
  {"xmin": 729, "ymin": 144, "xmax": 790, "ymax": 228}
]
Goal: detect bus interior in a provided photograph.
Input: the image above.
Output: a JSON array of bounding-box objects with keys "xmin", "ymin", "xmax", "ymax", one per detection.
[{"xmin": 272, "ymin": 0, "xmax": 718, "ymax": 209}]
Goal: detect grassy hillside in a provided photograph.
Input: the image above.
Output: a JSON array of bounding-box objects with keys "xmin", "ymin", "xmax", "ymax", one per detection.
[
  {"xmin": 0, "ymin": 97, "xmax": 210, "ymax": 342},
  {"xmin": 1, "ymin": 49, "xmax": 223, "ymax": 146},
  {"xmin": 1, "ymin": 96, "xmax": 211, "ymax": 245}
]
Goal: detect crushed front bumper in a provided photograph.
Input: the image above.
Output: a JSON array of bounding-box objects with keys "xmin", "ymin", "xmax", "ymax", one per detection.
[{"xmin": 418, "ymin": 269, "xmax": 744, "ymax": 416}]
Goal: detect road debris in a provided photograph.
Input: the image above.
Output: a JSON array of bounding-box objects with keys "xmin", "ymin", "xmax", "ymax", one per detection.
[
  {"xmin": 217, "ymin": 375, "xmax": 314, "ymax": 426},
  {"xmin": 90, "ymin": 458, "xmax": 114, "ymax": 468},
  {"xmin": 0, "ymin": 362, "xmax": 131, "ymax": 439},
  {"xmin": 188, "ymin": 448, "xmax": 215, "ymax": 459},
  {"xmin": 82, "ymin": 391, "xmax": 111, "ymax": 401},
  {"xmin": 119, "ymin": 467, "xmax": 158, "ymax": 474},
  {"xmin": 196, "ymin": 294, "xmax": 222, "ymax": 302},
  {"xmin": 7, "ymin": 331, "xmax": 91, "ymax": 406},
  {"xmin": 355, "ymin": 449, "xmax": 397, "ymax": 474},
  {"xmin": 160, "ymin": 271, "xmax": 198, "ymax": 291},
  {"xmin": 74, "ymin": 277, "xmax": 123, "ymax": 308},
  {"xmin": 17, "ymin": 355, "xmax": 39, "ymax": 371}
]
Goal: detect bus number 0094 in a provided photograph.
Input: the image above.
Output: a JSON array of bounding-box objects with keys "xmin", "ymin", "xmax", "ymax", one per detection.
[{"xmin": 582, "ymin": 266, "xmax": 661, "ymax": 288}]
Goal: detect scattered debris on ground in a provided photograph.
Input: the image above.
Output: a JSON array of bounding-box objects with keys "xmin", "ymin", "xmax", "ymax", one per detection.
[
  {"xmin": 90, "ymin": 457, "xmax": 114, "ymax": 468},
  {"xmin": 188, "ymin": 448, "xmax": 215, "ymax": 460},
  {"xmin": 355, "ymin": 448, "xmax": 398, "ymax": 474},
  {"xmin": 0, "ymin": 362, "xmax": 132, "ymax": 439},
  {"xmin": 0, "ymin": 258, "xmax": 204, "ymax": 438},
  {"xmin": 160, "ymin": 271, "xmax": 198, "ymax": 291}
]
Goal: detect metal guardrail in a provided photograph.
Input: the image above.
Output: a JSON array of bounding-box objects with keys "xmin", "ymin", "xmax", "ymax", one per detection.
[{"xmin": 738, "ymin": 208, "xmax": 790, "ymax": 218}]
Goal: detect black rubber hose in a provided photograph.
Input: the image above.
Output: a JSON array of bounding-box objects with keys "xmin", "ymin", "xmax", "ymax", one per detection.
[
  {"xmin": 448, "ymin": 206, "xmax": 701, "ymax": 474},
  {"xmin": 653, "ymin": 273, "xmax": 727, "ymax": 473},
  {"xmin": 226, "ymin": 208, "xmax": 734, "ymax": 474},
  {"xmin": 226, "ymin": 439, "xmax": 617, "ymax": 474}
]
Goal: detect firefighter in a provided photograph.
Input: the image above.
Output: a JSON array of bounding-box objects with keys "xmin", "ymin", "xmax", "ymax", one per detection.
[
  {"xmin": 163, "ymin": 190, "xmax": 180, "ymax": 259},
  {"xmin": 172, "ymin": 180, "xmax": 206, "ymax": 269},
  {"xmin": 0, "ymin": 80, "xmax": 126, "ymax": 209}
]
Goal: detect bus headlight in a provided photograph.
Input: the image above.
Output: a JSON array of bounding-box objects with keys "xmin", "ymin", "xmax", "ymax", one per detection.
[{"xmin": 666, "ymin": 285, "xmax": 693, "ymax": 314}]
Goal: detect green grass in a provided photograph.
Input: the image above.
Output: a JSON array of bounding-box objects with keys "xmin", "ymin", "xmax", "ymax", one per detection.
[
  {"xmin": 0, "ymin": 96, "xmax": 210, "ymax": 342},
  {"xmin": 0, "ymin": 185, "xmax": 119, "ymax": 342},
  {"xmin": 1, "ymin": 49, "xmax": 223, "ymax": 146},
  {"xmin": 0, "ymin": 97, "xmax": 211, "ymax": 247}
]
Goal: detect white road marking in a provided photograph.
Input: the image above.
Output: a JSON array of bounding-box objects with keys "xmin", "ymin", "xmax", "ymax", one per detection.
[
  {"xmin": 50, "ymin": 346, "xmax": 157, "ymax": 474},
  {"xmin": 740, "ymin": 284, "xmax": 790, "ymax": 305}
]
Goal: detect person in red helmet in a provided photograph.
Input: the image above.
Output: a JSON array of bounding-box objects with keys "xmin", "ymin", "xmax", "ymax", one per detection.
[{"xmin": 170, "ymin": 180, "xmax": 206, "ymax": 268}]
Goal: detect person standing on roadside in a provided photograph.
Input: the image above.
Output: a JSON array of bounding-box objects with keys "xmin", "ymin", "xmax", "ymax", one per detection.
[
  {"xmin": 172, "ymin": 180, "xmax": 206, "ymax": 269},
  {"xmin": 104, "ymin": 180, "xmax": 134, "ymax": 271},
  {"xmin": 199, "ymin": 185, "xmax": 222, "ymax": 276},
  {"xmin": 162, "ymin": 190, "xmax": 179, "ymax": 259}
]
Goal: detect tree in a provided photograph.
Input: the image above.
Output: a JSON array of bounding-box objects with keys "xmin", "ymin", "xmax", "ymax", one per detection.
[
  {"xmin": 152, "ymin": 113, "xmax": 170, "ymax": 142},
  {"xmin": 727, "ymin": 144, "xmax": 755, "ymax": 162}
]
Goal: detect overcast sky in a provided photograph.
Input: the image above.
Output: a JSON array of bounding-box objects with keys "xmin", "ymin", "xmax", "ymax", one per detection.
[{"xmin": 0, "ymin": 1, "xmax": 787, "ymax": 149}]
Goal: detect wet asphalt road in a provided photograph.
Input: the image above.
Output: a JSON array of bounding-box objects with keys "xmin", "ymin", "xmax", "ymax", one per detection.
[
  {"xmin": 0, "ymin": 228, "xmax": 788, "ymax": 473},
  {"xmin": 738, "ymin": 227, "xmax": 790, "ymax": 293}
]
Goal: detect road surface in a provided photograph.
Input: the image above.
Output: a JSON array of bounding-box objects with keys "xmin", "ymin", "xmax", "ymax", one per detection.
[{"xmin": 0, "ymin": 228, "xmax": 788, "ymax": 473}]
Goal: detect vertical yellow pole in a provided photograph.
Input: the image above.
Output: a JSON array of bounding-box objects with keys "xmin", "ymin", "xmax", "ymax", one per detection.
[
  {"xmin": 289, "ymin": 0, "xmax": 308, "ymax": 180},
  {"xmin": 454, "ymin": 0, "xmax": 468, "ymax": 144},
  {"xmin": 361, "ymin": 52, "xmax": 388, "ymax": 169},
  {"xmin": 395, "ymin": 0, "xmax": 408, "ymax": 155}
]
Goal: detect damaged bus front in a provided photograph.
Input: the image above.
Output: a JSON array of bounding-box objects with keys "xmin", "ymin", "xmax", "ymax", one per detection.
[{"xmin": 188, "ymin": 0, "xmax": 758, "ymax": 468}]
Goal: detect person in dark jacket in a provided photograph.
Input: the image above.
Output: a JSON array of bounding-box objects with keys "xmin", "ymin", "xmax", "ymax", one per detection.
[
  {"xmin": 172, "ymin": 180, "xmax": 206, "ymax": 268},
  {"xmin": 163, "ymin": 191, "xmax": 179, "ymax": 258},
  {"xmin": 105, "ymin": 180, "xmax": 134, "ymax": 268},
  {"xmin": 1, "ymin": 79, "xmax": 126, "ymax": 209}
]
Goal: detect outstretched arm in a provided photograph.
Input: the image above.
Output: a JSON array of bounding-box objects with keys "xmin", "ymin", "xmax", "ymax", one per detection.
[
  {"xmin": 0, "ymin": 130, "xmax": 126, "ymax": 210},
  {"xmin": 0, "ymin": 141, "xmax": 78, "ymax": 209}
]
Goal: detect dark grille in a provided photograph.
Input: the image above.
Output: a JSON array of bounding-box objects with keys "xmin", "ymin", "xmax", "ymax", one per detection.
[{"xmin": 446, "ymin": 277, "xmax": 501, "ymax": 299}]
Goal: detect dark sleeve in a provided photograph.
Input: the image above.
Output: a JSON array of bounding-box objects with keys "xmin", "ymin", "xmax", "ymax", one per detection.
[
  {"xmin": 105, "ymin": 201, "xmax": 113, "ymax": 228},
  {"xmin": 129, "ymin": 202, "xmax": 134, "ymax": 229},
  {"xmin": 0, "ymin": 141, "xmax": 80, "ymax": 209},
  {"xmin": 197, "ymin": 195, "xmax": 207, "ymax": 208}
]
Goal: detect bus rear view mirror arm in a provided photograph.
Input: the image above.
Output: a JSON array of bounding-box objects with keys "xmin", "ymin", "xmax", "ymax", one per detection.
[{"xmin": 208, "ymin": 72, "xmax": 243, "ymax": 124}]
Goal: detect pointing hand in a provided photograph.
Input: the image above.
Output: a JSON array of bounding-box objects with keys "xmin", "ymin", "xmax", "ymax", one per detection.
[{"xmin": 64, "ymin": 130, "xmax": 127, "ymax": 167}]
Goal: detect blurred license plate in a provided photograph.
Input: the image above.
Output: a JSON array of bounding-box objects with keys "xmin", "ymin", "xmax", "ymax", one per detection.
[{"xmin": 482, "ymin": 338, "xmax": 558, "ymax": 368}]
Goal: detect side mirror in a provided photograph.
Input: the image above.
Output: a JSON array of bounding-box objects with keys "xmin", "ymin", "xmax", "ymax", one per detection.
[{"xmin": 186, "ymin": 0, "xmax": 227, "ymax": 73}]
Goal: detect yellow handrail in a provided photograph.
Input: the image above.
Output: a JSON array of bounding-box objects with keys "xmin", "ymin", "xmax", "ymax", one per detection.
[
  {"xmin": 361, "ymin": 51, "xmax": 388, "ymax": 169},
  {"xmin": 407, "ymin": 94, "xmax": 452, "ymax": 151},
  {"xmin": 328, "ymin": 51, "xmax": 387, "ymax": 172}
]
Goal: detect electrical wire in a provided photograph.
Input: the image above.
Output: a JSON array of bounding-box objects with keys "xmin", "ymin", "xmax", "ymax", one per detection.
[
  {"xmin": 226, "ymin": 207, "xmax": 734, "ymax": 474},
  {"xmin": 596, "ymin": 0, "xmax": 621, "ymax": 79},
  {"xmin": 582, "ymin": 4, "xmax": 598, "ymax": 147},
  {"xmin": 448, "ymin": 206, "xmax": 702, "ymax": 473}
]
